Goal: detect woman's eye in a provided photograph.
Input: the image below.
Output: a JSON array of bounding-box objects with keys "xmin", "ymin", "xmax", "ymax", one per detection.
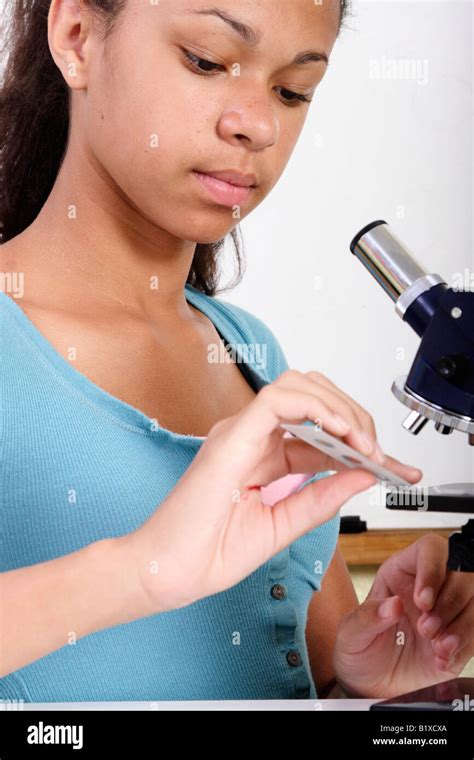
[
  {"xmin": 276, "ymin": 87, "xmax": 313, "ymax": 107},
  {"xmin": 182, "ymin": 49, "xmax": 224, "ymax": 74},
  {"xmin": 182, "ymin": 49, "xmax": 312, "ymax": 108}
]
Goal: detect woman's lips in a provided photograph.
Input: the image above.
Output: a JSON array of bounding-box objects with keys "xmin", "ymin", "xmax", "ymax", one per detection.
[{"xmin": 192, "ymin": 171, "xmax": 254, "ymax": 207}]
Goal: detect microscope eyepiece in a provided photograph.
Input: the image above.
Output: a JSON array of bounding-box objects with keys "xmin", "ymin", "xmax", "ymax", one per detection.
[{"xmin": 350, "ymin": 220, "xmax": 447, "ymax": 335}]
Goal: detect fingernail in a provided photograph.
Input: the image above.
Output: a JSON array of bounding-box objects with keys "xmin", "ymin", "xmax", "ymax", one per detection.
[
  {"xmin": 439, "ymin": 634, "xmax": 460, "ymax": 655},
  {"xmin": 378, "ymin": 598, "xmax": 394, "ymax": 619},
  {"xmin": 333, "ymin": 414, "xmax": 351, "ymax": 433},
  {"xmin": 422, "ymin": 615, "xmax": 442, "ymax": 637},
  {"xmin": 436, "ymin": 656, "xmax": 452, "ymax": 671},
  {"xmin": 419, "ymin": 586, "xmax": 434, "ymax": 608}
]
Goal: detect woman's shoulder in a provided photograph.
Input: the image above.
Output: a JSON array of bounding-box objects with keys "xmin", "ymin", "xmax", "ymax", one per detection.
[{"xmin": 199, "ymin": 289, "xmax": 291, "ymax": 380}]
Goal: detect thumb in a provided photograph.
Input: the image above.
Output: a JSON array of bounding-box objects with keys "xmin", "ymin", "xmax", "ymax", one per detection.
[
  {"xmin": 337, "ymin": 596, "xmax": 405, "ymax": 654},
  {"xmin": 271, "ymin": 468, "xmax": 376, "ymax": 552}
]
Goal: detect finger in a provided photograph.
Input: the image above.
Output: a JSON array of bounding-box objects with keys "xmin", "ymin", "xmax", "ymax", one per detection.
[
  {"xmin": 245, "ymin": 432, "xmax": 330, "ymax": 486},
  {"xmin": 334, "ymin": 596, "xmax": 404, "ymax": 655},
  {"xmin": 306, "ymin": 375, "xmax": 422, "ymax": 479},
  {"xmin": 225, "ymin": 382, "xmax": 355, "ymax": 453},
  {"xmin": 270, "ymin": 468, "xmax": 377, "ymax": 553},
  {"xmin": 390, "ymin": 535, "xmax": 449, "ymax": 613},
  {"xmin": 305, "ymin": 370, "xmax": 378, "ymax": 441},
  {"xmin": 434, "ymin": 642, "xmax": 473, "ymax": 676},
  {"xmin": 279, "ymin": 372, "xmax": 422, "ymax": 479},
  {"xmin": 281, "ymin": 371, "xmax": 376, "ymax": 456},
  {"xmin": 380, "ymin": 454, "xmax": 423, "ymax": 484},
  {"xmin": 418, "ymin": 574, "xmax": 474, "ymax": 640},
  {"xmin": 277, "ymin": 371, "xmax": 368, "ymax": 448},
  {"xmin": 281, "ymin": 438, "xmax": 422, "ymax": 486},
  {"xmin": 303, "ymin": 370, "xmax": 393, "ymax": 466},
  {"xmin": 432, "ymin": 597, "xmax": 474, "ymax": 661},
  {"xmin": 284, "ymin": 437, "xmax": 346, "ymax": 474}
]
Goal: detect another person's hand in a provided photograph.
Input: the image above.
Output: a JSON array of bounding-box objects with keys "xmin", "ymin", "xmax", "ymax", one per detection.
[
  {"xmin": 125, "ymin": 370, "xmax": 422, "ymax": 614},
  {"xmin": 334, "ymin": 535, "xmax": 474, "ymax": 698}
]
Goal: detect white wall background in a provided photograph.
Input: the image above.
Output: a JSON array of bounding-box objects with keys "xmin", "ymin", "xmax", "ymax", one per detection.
[{"xmin": 220, "ymin": 0, "xmax": 473, "ymax": 529}]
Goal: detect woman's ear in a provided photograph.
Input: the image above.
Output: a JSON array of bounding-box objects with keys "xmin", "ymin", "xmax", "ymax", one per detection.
[{"xmin": 47, "ymin": 0, "xmax": 93, "ymax": 90}]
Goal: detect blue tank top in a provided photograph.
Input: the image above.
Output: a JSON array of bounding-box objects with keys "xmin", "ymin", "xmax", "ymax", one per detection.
[{"xmin": 0, "ymin": 284, "xmax": 340, "ymax": 702}]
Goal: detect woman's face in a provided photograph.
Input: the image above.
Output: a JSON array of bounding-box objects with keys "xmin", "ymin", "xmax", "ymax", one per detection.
[{"xmin": 69, "ymin": 0, "xmax": 340, "ymax": 243}]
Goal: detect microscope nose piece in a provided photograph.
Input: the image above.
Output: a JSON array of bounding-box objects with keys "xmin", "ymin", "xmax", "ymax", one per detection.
[
  {"xmin": 393, "ymin": 375, "xmax": 474, "ymax": 442},
  {"xmin": 402, "ymin": 410, "xmax": 429, "ymax": 434},
  {"xmin": 434, "ymin": 422, "xmax": 454, "ymax": 435}
]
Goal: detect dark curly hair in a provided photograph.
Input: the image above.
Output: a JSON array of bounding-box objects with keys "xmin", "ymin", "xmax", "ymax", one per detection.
[{"xmin": 0, "ymin": 0, "xmax": 351, "ymax": 295}]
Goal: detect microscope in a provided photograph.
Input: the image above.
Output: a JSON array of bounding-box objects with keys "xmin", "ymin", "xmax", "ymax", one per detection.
[
  {"xmin": 350, "ymin": 221, "xmax": 473, "ymax": 573},
  {"xmin": 350, "ymin": 221, "xmax": 474, "ymax": 711}
]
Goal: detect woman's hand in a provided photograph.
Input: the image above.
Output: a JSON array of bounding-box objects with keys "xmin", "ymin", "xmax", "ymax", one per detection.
[
  {"xmin": 333, "ymin": 535, "xmax": 474, "ymax": 699},
  {"xmin": 124, "ymin": 370, "xmax": 422, "ymax": 614}
]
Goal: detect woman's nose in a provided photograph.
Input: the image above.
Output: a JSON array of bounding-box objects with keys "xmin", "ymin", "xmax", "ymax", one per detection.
[{"xmin": 217, "ymin": 98, "xmax": 280, "ymax": 150}]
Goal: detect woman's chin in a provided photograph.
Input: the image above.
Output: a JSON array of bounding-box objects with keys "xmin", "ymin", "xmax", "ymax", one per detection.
[{"xmin": 180, "ymin": 220, "xmax": 240, "ymax": 246}]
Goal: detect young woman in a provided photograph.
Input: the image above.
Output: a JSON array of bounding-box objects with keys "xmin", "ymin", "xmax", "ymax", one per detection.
[{"xmin": 1, "ymin": 0, "xmax": 472, "ymax": 703}]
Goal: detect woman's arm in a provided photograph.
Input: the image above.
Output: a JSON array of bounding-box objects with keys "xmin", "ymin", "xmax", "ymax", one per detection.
[
  {"xmin": 305, "ymin": 543, "xmax": 359, "ymax": 697},
  {"xmin": 0, "ymin": 536, "xmax": 152, "ymax": 678}
]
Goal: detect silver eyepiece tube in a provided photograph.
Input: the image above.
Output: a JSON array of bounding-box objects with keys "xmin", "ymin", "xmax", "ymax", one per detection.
[{"xmin": 350, "ymin": 220, "xmax": 429, "ymax": 302}]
